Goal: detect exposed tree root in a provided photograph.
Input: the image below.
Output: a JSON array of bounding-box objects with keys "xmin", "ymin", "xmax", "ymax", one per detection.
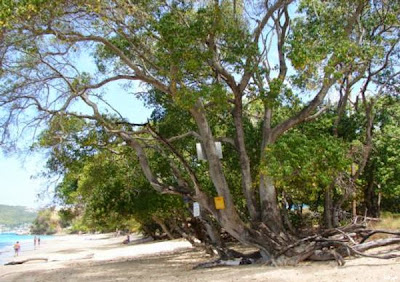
[
  {"xmin": 281, "ymin": 224, "xmax": 400, "ymax": 266},
  {"xmin": 193, "ymin": 224, "xmax": 400, "ymax": 269},
  {"xmin": 193, "ymin": 250, "xmax": 261, "ymax": 269}
]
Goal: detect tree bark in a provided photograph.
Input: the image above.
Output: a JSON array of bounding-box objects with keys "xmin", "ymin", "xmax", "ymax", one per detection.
[
  {"xmin": 259, "ymin": 174, "xmax": 284, "ymax": 233},
  {"xmin": 258, "ymin": 106, "xmax": 285, "ymax": 233},
  {"xmin": 324, "ymin": 185, "xmax": 334, "ymax": 229},
  {"xmin": 232, "ymin": 100, "xmax": 260, "ymax": 222},
  {"xmin": 364, "ymin": 162, "xmax": 380, "ymax": 218},
  {"xmin": 153, "ymin": 216, "xmax": 176, "ymax": 240},
  {"xmin": 189, "ymin": 99, "xmax": 248, "ymax": 241}
]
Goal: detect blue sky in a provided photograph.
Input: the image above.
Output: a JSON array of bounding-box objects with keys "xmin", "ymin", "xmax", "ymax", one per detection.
[
  {"xmin": 0, "ymin": 41, "xmax": 155, "ymax": 209},
  {"xmin": 0, "ymin": 153, "xmax": 45, "ymax": 208},
  {"xmin": 0, "ymin": 83, "xmax": 153, "ymax": 209}
]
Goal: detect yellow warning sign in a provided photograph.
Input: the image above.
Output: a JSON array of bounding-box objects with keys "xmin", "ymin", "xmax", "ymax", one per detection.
[{"xmin": 214, "ymin": 196, "xmax": 225, "ymax": 210}]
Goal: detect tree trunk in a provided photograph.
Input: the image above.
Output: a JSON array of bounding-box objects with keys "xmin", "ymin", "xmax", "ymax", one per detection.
[
  {"xmin": 189, "ymin": 99, "xmax": 296, "ymax": 258},
  {"xmin": 189, "ymin": 100, "xmax": 248, "ymax": 241},
  {"xmin": 259, "ymin": 174, "xmax": 284, "ymax": 233},
  {"xmin": 153, "ymin": 216, "xmax": 176, "ymax": 240},
  {"xmin": 332, "ymin": 205, "xmax": 341, "ymax": 227},
  {"xmin": 281, "ymin": 193, "xmax": 296, "ymax": 234},
  {"xmin": 232, "ymin": 101, "xmax": 260, "ymax": 221},
  {"xmin": 324, "ymin": 185, "xmax": 334, "ymax": 229},
  {"xmin": 259, "ymin": 107, "xmax": 285, "ymax": 234},
  {"xmin": 364, "ymin": 163, "xmax": 380, "ymax": 218}
]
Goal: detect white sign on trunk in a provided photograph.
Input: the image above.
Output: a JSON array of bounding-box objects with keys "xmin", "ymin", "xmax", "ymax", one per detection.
[
  {"xmin": 196, "ymin": 143, "xmax": 206, "ymax": 161},
  {"xmin": 196, "ymin": 142, "xmax": 223, "ymax": 161},
  {"xmin": 193, "ymin": 202, "xmax": 200, "ymax": 217}
]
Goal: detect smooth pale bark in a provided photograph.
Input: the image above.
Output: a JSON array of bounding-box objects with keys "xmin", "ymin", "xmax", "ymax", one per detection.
[
  {"xmin": 355, "ymin": 238, "xmax": 400, "ymax": 252},
  {"xmin": 123, "ymin": 135, "xmax": 164, "ymax": 193},
  {"xmin": 259, "ymin": 174, "xmax": 284, "ymax": 233},
  {"xmin": 270, "ymin": 78, "xmax": 336, "ymax": 142},
  {"xmin": 188, "ymin": 99, "xmax": 295, "ymax": 255},
  {"xmin": 189, "ymin": 99, "xmax": 248, "ymax": 241},
  {"xmin": 232, "ymin": 101, "xmax": 260, "ymax": 222},
  {"xmin": 258, "ymin": 107, "xmax": 285, "ymax": 233},
  {"xmin": 153, "ymin": 216, "xmax": 176, "ymax": 240}
]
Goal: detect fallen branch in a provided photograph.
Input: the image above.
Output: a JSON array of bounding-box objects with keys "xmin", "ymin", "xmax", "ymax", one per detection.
[
  {"xmin": 193, "ymin": 258, "xmax": 242, "ymax": 269},
  {"xmin": 359, "ymin": 230, "xmax": 400, "ymax": 244},
  {"xmin": 355, "ymin": 237, "xmax": 400, "ymax": 252},
  {"xmin": 5, "ymin": 258, "xmax": 48, "ymax": 265},
  {"xmin": 336, "ymin": 241, "xmax": 400, "ymax": 260},
  {"xmin": 193, "ymin": 250, "xmax": 261, "ymax": 269}
]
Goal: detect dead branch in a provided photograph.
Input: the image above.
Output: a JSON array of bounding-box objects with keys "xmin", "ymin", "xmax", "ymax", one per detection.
[{"xmin": 4, "ymin": 258, "xmax": 48, "ymax": 265}]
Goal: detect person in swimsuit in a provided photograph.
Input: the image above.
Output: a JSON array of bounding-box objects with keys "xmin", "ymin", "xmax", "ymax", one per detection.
[{"xmin": 14, "ymin": 241, "xmax": 21, "ymax": 257}]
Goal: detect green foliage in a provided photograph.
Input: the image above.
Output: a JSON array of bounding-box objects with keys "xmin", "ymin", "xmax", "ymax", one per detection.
[
  {"xmin": 288, "ymin": 0, "xmax": 399, "ymax": 88},
  {"xmin": 30, "ymin": 207, "xmax": 61, "ymax": 235},
  {"xmin": 38, "ymin": 118, "xmax": 188, "ymax": 232},
  {"xmin": 76, "ymin": 151, "xmax": 187, "ymax": 231},
  {"xmin": 0, "ymin": 205, "xmax": 37, "ymax": 226},
  {"xmin": 367, "ymin": 97, "xmax": 400, "ymax": 212},
  {"xmin": 0, "ymin": 0, "xmax": 49, "ymax": 28},
  {"xmin": 1, "ymin": 0, "xmax": 399, "ymax": 241},
  {"xmin": 263, "ymin": 117, "xmax": 351, "ymax": 207},
  {"xmin": 67, "ymin": 217, "xmax": 91, "ymax": 234}
]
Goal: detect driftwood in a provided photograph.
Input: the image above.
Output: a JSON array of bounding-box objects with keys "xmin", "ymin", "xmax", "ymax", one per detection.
[
  {"xmin": 193, "ymin": 224, "xmax": 400, "ymax": 269},
  {"xmin": 4, "ymin": 253, "xmax": 95, "ymax": 266},
  {"xmin": 193, "ymin": 251, "xmax": 261, "ymax": 269},
  {"xmin": 4, "ymin": 258, "xmax": 48, "ymax": 265}
]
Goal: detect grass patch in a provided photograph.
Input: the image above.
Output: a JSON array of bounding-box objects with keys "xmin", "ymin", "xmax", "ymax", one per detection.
[{"xmin": 372, "ymin": 212, "xmax": 400, "ymax": 230}]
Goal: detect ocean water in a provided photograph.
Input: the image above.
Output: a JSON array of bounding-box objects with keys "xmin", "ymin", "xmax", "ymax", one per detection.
[{"xmin": 0, "ymin": 233, "xmax": 53, "ymax": 265}]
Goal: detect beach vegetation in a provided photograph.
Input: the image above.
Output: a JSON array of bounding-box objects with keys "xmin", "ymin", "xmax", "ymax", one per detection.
[
  {"xmin": 1, "ymin": 0, "xmax": 400, "ymax": 266},
  {"xmin": 0, "ymin": 205, "xmax": 37, "ymax": 228},
  {"xmin": 30, "ymin": 207, "xmax": 61, "ymax": 235}
]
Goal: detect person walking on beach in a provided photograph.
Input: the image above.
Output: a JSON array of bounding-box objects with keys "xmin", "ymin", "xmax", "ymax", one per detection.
[
  {"xmin": 38, "ymin": 236, "xmax": 41, "ymax": 246},
  {"xmin": 34, "ymin": 236, "xmax": 37, "ymax": 249},
  {"xmin": 14, "ymin": 241, "xmax": 21, "ymax": 257}
]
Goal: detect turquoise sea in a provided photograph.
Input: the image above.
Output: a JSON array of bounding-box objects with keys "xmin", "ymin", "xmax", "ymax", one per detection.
[{"xmin": 0, "ymin": 233, "xmax": 53, "ymax": 265}]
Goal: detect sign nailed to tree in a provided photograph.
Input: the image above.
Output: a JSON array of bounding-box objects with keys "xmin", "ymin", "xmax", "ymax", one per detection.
[
  {"xmin": 214, "ymin": 196, "xmax": 225, "ymax": 210},
  {"xmin": 193, "ymin": 202, "xmax": 200, "ymax": 217},
  {"xmin": 196, "ymin": 142, "xmax": 223, "ymax": 161}
]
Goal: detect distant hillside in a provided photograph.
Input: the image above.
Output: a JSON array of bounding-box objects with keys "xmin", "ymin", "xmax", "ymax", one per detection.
[{"xmin": 0, "ymin": 205, "xmax": 37, "ymax": 226}]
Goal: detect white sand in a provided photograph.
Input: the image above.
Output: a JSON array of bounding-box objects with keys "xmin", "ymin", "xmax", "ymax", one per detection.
[{"xmin": 1, "ymin": 233, "xmax": 399, "ymax": 281}]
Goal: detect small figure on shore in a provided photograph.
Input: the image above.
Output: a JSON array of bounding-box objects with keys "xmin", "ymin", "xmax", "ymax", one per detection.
[
  {"xmin": 38, "ymin": 236, "xmax": 41, "ymax": 246},
  {"xmin": 34, "ymin": 236, "xmax": 37, "ymax": 249},
  {"xmin": 123, "ymin": 234, "xmax": 130, "ymax": 244},
  {"xmin": 14, "ymin": 241, "xmax": 21, "ymax": 257}
]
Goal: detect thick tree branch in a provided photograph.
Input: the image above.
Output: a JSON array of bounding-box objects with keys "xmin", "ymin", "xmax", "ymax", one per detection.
[
  {"xmin": 167, "ymin": 131, "xmax": 202, "ymax": 142},
  {"xmin": 304, "ymin": 106, "xmax": 329, "ymax": 122},
  {"xmin": 271, "ymin": 77, "xmax": 336, "ymax": 142},
  {"xmin": 83, "ymin": 75, "xmax": 141, "ymax": 91},
  {"xmin": 46, "ymin": 29, "xmax": 170, "ymax": 94},
  {"xmin": 239, "ymin": 0, "xmax": 293, "ymax": 92}
]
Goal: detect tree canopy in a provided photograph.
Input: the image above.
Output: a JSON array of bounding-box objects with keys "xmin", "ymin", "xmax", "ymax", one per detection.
[{"xmin": 1, "ymin": 0, "xmax": 400, "ymax": 265}]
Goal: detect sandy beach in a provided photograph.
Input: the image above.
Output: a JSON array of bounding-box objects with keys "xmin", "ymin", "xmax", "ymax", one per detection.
[{"xmin": 1, "ymin": 233, "xmax": 400, "ymax": 282}]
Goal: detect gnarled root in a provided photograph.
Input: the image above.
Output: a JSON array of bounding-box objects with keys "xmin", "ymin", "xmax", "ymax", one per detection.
[
  {"xmin": 194, "ymin": 224, "xmax": 400, "ymax": 269},
  {"xmin": 283, "ymin": 224, "xmax": 400, "ymax": 266}
]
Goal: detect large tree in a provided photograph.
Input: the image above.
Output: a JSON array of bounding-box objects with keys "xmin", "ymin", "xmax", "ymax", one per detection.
[{"xmin": 1, "ymin": 0, "xmax": 399, "ymax": 265}]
